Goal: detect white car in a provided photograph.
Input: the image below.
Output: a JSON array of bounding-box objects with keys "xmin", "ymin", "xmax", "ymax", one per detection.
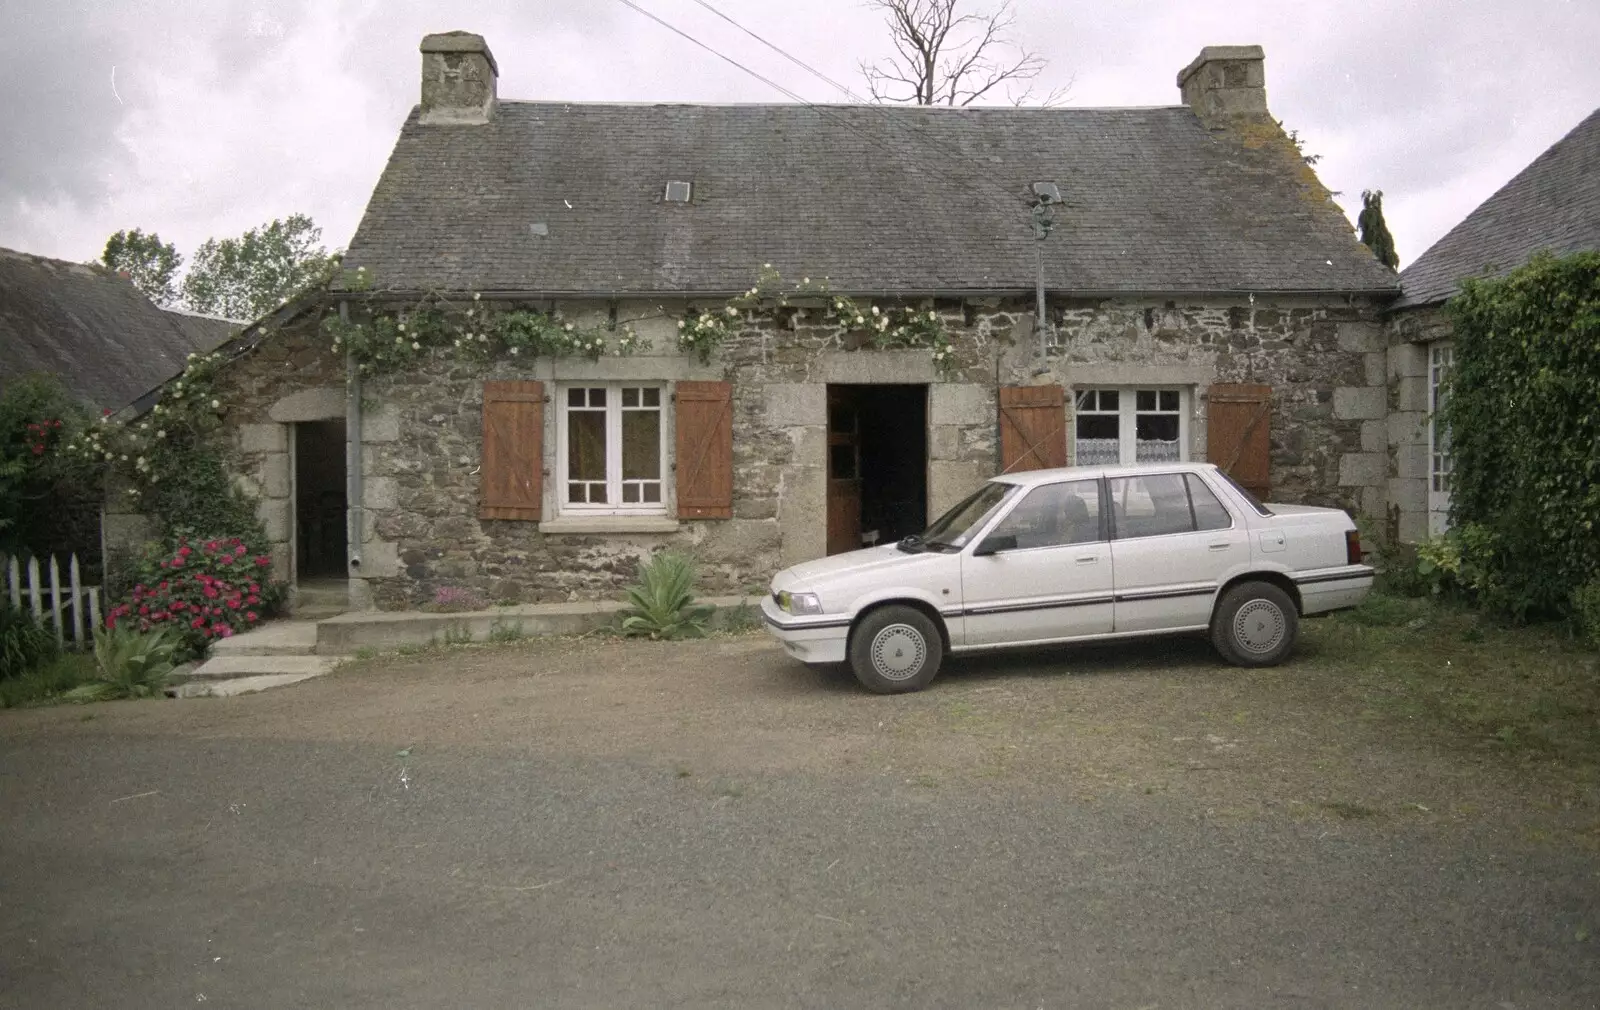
[{"xmin": 763, "ymin": 462, "xmax": 1373, "ymax": 693}]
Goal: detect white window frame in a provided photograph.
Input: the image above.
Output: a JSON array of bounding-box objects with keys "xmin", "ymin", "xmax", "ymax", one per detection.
[
  {"xmin": 1071, "ymin": 387, "xmax": 1190, "ymax": 466},
  {"xmin": 1428, "ymin": 342, "xmax": 1454, "ymax": 535},
  {"xmin": 556, "ymin": 382, "xmax": 668, "ymax": 517}
]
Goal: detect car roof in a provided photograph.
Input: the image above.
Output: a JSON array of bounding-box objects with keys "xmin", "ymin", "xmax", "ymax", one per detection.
[{"xmin": 990, "ymin": 461, "xmax": 1220, "ymax": 488}]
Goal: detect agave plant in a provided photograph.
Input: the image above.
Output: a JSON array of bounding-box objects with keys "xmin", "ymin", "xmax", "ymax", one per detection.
[
  {"xmin": 619, "ymin": 552, "xmax": 715, "ymax": 641},
  {"xmin": 65, "ymin": 625, "xmax": 178, "ymax": 701}
]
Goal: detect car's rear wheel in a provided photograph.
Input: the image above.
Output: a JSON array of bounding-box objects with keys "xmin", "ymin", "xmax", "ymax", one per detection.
[
  {"xmin": 848, "ymin": 605, "xmax": 943, "ymax": 694},
  {"xmin": 1211, "ymin": 581, "xmax": 1298, "ymax": 667}
]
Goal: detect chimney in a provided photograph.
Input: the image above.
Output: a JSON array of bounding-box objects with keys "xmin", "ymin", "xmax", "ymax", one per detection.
[
  {"xmin": 1177, "ymin": 45, "xmax": 1268, "ymax": 122},
  {"xmin": 419, "ymin": 31, "xmax": 498, "ymax": 125}
]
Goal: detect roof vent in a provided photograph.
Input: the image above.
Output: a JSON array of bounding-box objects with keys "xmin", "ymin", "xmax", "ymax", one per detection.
[{"xmin": 663, "ymin": 180, "xmax": 692, "ymax": 203}]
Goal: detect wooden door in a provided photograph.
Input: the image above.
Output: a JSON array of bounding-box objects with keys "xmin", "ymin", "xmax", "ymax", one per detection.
[
  {"xmin": 826, "ymin": 387, "xmax": 862, "ymax": 555},
  {"xmin": 1205, "ymin": 383, "xmax": 1272, "ymax": 500}
]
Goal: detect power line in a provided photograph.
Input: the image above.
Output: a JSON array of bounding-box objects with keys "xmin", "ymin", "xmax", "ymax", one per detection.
[{"xmin": 610, "ymin": 0, "xmax": 1032, "ymax": 216}]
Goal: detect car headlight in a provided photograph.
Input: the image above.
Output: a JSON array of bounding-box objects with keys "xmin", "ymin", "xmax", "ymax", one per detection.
[{"xmin": 778, "ymin": 591, "xmax": 823, "ymax": 615}]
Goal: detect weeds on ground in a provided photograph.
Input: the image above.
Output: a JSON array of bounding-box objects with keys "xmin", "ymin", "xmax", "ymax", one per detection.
[
  {"xmin": 1307, "ymin": 592, "xmax": 1600, "ymax": 767},
  {"xmin": 0, "ymin": 652, "xmax": 97, "ymax": 708},
  {"xmin": 619, "ymin": 553, "xmax": 714, "ymax": 640},
  {"xmin": 488, "ymin": 619, "xmax": 525, "ymax": 643}
]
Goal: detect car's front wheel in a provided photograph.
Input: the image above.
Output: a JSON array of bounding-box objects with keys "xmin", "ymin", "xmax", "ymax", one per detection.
[
  {"xmin": 848, "ymin": 605, "xmax": 943, "ymax": 693},
  {"xmin": 1211, "ymin": 581, "xmax": 1299, "ymax": 667}
]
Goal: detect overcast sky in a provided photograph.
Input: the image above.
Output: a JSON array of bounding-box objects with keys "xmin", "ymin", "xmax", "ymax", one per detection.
[{"xmin": 1, "ymin": 0, "xmax": 1596, "ymax": 275}]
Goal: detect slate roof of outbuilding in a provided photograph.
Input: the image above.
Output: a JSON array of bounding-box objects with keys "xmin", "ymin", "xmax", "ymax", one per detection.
[
  {"xmin": 0, "ymin": 247, "xmax": 239, "ymax": 409},
  {"xmin": 1398, "ymin": 107, "xmax": 1600, "ymax": 308},
  {"xmin": 343, "ymin": 102, "xmax": 1398, "ymax": 298}
]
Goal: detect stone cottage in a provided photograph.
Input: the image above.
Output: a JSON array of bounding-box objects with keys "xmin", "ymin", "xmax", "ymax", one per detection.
[
  {"xmin": 142, "ymin": 32, "xmax": 1409, "ymax": 612},
  {"xmin": 1383, "ymin": 107, "xmax": 1600, "ymax": 541}
]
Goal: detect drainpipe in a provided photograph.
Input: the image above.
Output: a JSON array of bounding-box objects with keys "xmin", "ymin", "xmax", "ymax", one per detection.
[{"xmin": 342, "ymin": 299, "xmax": 363, "ymax": 586}]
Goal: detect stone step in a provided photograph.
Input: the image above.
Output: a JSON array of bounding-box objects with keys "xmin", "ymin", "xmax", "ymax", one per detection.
[
  {"xmin": 169, "ymin": 671, "xmax": 328, "ymax": 699},
  {"xmin": 207, "ymin": 621, "xmax": 319, "ymax": 657},
  {"xmin": 184, "ymin": 655, "xmax": 341, "ymax": 681},
  {"xmin": 315, "ymin": 595, "xmax": 766, "ymax": 654}
]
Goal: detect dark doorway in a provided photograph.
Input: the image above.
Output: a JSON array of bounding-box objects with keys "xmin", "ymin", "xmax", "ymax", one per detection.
[
  {"xmin": 825, "ymin": 384, "xmax": 927, "ymax": 555},
  {"xmin": 295, "ymin": 421, "xmax": 347, "ymax": 578}
]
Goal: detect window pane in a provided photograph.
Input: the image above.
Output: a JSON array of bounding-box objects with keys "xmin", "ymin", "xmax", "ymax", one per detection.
[
  {"xmin": 1186, "ymin": 474, "xmax": 1232, "ymax": 530},
  {"xmin": 567, "ymin": 387, "xmax": 586, "ymax": 408},
  {"xmin": 1076, "ymin": 412, "xmax": 1119, "ymax": 466},
  {"xmin": 622, "ymin": 484, "xmax": 640, "ymax": 503},
  {"xmin": 589, "ymin": 387, "xmax": 606, "ymax": 408},
  {"xmin": 568, "ymin": 410, "xmax": 605, "ymax": 481},
  {"xmin": 1136, "ymin": 389, "xmax": 1156, "ymax": 411},
  {"xmin": 642, "ymin": 387, "xmax": 661, "ymax": 407},
  {"xmin": 1135, "ymin": 413, "xmax": 1181, "ymax": 462},
  {"xmin": 1076, "ymin": 389, "xmax": 1096, "ymax": 410},
  {"xmin": 1099, "ymin": 390, "xmax": 1118, "ymax": 411},
  {"xmin": 622, "ymin": 409, "xmax": 660, "ymax": 480},
  {"xmin": 642, "ymin": 483, "xmax": 661, "ymax": 503},
  {"xmin": 622, "ymin": 387, "xmax": 639, "ymax": 408},
  {"xmin": 989, "ymin": 480, "xmax": 1102, "ymax": 549},
  {"xmin": 1159, "ymin": 390, "xmax": 1179, "ymax": 411},
  {"xmin": 1111, "ymin": 474, "xmax": 1194, "ymax": 538},
  {"xmin": 1077, "ymin": 415, "xmax": 1118, "ymax": 440}
]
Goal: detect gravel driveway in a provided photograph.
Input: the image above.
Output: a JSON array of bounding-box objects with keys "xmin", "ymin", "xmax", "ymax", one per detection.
[{"xmin": 2, "ymin": 631, "xmax": 1596, "ymax": 1008}]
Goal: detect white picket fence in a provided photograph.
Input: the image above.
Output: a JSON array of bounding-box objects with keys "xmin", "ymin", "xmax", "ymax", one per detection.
[{"xmin": 3, "ymin": 553, "xmax": 102, "ymax": 650}]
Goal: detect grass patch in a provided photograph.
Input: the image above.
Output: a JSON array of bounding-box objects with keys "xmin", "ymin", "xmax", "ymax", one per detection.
[
  {"xmin": 0, "ymin": 653, "xmax": 99, "ymax": 708},
  {"xmin": 488, "ymin": 619, "xmax": 525, "ymax": 644},
  {"xmin": 1304, "ymin": 593, "xmax": 1600, "ymax": 767}
]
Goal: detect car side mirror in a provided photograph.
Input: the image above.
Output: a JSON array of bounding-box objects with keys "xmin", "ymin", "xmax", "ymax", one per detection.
[{"xmin": 973, "ymin": 533, "xmax": 1017, "ymax": 557}]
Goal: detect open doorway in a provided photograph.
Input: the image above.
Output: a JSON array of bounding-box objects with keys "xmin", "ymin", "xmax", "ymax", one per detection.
[
  {"xmin": 294, "ymin": 420, "xmax": 347, "ymax": 579},
  {"xmin": 825, "ymin": 384, "xmax": 927, "ymax": 555}
]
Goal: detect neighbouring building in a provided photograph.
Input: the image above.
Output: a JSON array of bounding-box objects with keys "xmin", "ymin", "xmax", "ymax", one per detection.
[
  {"xmin": 0, "ymin": 246, "xmax": 236, "ymax": 409},
  {"xmin": 118, "ymin": 33, "xmax": 1413, "ymax": 612},
  {"xmin": 1384, "ymin": 107, "xmax": 1599, "ymax": 541}
]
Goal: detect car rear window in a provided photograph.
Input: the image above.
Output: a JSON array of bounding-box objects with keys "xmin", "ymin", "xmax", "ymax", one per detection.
[{"xmin": 1214, "ymin": 469, "xmax": 1273, "ymax": 517}]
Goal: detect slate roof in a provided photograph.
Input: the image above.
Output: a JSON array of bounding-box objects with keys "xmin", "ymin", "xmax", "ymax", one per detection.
[
  {"xmin": 0, "ymin": 247, "xmax": 239, "ymax": 409},
  {"xmin": 1398, "ymin": 108, "xmax": 1600, "ymax": 308},
  {"xmin": 344, "ymin": 102, "xmax": 1397, "ymax": 298}
]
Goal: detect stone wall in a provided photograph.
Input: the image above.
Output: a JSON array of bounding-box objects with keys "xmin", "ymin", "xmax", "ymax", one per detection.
[
  {"xmin": 1034, "ymin": 295, "xmax": 1389, "ymax": 516},
  {"xmin": 194, "ymin": 291, "xmax": 1390, "ymax": 609}
]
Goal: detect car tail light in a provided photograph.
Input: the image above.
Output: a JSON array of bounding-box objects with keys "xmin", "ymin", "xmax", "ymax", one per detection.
[{"xmin": 1345, "ymin": 529, "xmax": 1363, "ymax": 565}]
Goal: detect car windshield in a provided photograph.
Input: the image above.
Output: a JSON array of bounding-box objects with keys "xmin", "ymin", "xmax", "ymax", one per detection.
[{"xmin": 904, "ymin": 481, "xmax": 1018, "ymax": 552}]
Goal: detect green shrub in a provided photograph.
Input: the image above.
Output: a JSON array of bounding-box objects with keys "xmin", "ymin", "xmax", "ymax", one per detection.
[
  {"xmin": 1443, "ymin": 251, "xmax": 1600, "ymax": 621},
  {"xmin": 619, "ymin": 553, "xmax": 714, "ymax": 641},
  {"xmin": 1415, "ymin": 523, "xmax": 1500, "ymax": 602},
  {"xmin": 1, "ymin": 603, "xmax": 58, "ymax": 680},
  {"xmin": 65, "ymin": 626, "xmax": 178, "ymax": 701},
  {"xmin": 1573, "ymin": 580, "xmax": 1600, "ymax": 649}
]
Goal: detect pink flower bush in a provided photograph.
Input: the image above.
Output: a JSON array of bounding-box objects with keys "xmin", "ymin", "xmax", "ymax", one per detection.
[{"xmin": 107, "ymin": 537, "xmax": 282, "ymax": 657}]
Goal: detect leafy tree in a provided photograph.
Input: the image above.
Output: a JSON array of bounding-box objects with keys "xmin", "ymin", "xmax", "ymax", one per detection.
[
  {"xmin": 101, "ymin": 229, "xmax": 182, "ymax": 306},
  {"xmin": 0, "ymin": 374, "xmax": 96, "ymax": 558},
  {"xmin": 180, "ymin": 214, "xmax": 336, "ymax": 321},
  {"xmin": 861, "ymin": 0, "xmax": 1065, "ymax": 106},
  {"xmin": 1358, "ymin": 189, "xmax": 1400, "ymax": 269}
]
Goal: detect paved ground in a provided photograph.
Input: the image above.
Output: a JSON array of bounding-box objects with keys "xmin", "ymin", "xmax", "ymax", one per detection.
[{"xmin": 1, "ymin": 631, "xmax": 1597, "ymax": 1008}]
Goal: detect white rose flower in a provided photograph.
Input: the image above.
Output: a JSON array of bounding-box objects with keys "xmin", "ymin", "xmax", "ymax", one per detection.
[
  {"xmin": 509, "ymin": 346, "xmax": 519, "ymax": 355},
  {"xmin": 104, "ymin": 453, "xmax": 113, "ymax": 461},
  {"xmin": 854, "ymin": 315, "xmax": 865, "ymax": 325},
  {"xmin": 157, "ymin": 430, "xmax": 166, "ymax": 439},
  {"xmin": 726, "ymin": 307, "xmax": 737, "ymax": 317},
  {"xmin": 565, "ymin": 323, "xmax": 575, "ymax": 332},
  {"xmin": 211, "ymin": 399, "xmax": 220, "ymax": 409},
  {"xmin": 473, "ymin": 292, "xmax": 482, "ymax": 301},
  {"xmin": 802, "ymin": 277, "xmax": 810, "ymax": 285},
  {"xmin": 929, "ymin": 311, "xmax": 938, "ymax": 322},
  {"xmin": 678, "ymin": 321, "xmax": 686, "ymax": 330},
  {"xmin": 763, "ymin": 262, "xmax": 772, "ymax": 269},
  {"xmin": 870, "ymin": 306, "xmax": 880, "ymax": 316},
  {"xmin": 411, "ymin": 341, "xmax": 421, "ymax": 350}
]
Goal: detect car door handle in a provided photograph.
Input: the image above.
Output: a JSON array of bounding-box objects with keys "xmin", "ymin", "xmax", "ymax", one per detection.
[
  {"xmin": 1076, "ymin": 555, "xmax": 1098, "ymax": 564},
  {"xmin": 1208, "ymin": 542, "xmax": 1232, "ymax": 551}
]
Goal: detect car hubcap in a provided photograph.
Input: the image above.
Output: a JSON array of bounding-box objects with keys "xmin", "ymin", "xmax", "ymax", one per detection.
[
  {"xmin": 1233, "ymin": 599, "xmax": 1286, "ymax": 654},
  {"xmin": 870, "ymin": 624, "xmax": 926, "ymax": 681}
]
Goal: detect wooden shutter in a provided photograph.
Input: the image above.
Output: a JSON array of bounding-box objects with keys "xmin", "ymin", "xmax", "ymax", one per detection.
[
  {"xmin": 675, "ymin": 380, "xmax": 733, "ymax": 519},
  {"xmin": 1206, "ymin": 383, "xmax": 1272, "ymax": 499},
  {"xmin": 999, "ymin": 384, "xmax": 1067, "ymax": 473},
  {"xmin": 480, "ymin": 380, "xmax": 544, "ymax": 521}
]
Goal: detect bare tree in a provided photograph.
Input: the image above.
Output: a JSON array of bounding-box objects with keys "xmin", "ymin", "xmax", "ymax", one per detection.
[{"xmin": 860, "ymin": 0, "xmax": 1066, "ymax": 107}]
